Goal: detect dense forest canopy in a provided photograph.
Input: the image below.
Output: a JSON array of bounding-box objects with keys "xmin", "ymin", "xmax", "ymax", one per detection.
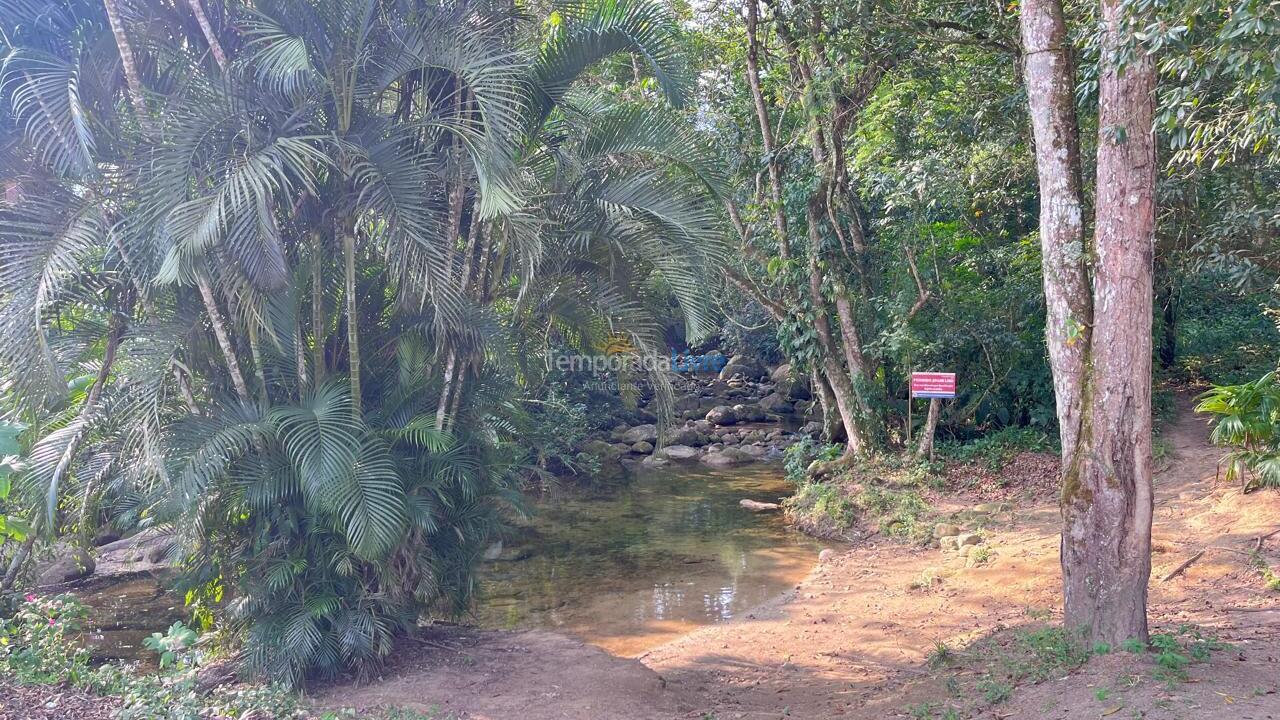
[{"xmin": 0, "ymin": 0, "xmax": 1276, "ymax": 697}]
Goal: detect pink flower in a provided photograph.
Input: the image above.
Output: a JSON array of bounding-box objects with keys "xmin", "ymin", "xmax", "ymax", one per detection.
[
  {"xmin": 24, "ymin": 594, "xmax": 36, "ymax": 603},
  {"xmin": 47, "ymin": 618, "xmax": 55, "ymax": 626}
]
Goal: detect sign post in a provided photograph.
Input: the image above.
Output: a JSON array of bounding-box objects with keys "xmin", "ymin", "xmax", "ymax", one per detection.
[
  {"xmin": 909, "ymin": 372, "xmax": 956, "ymax": 460},
  {"xmin": 910, "ymin": 372, "xmax": 957, "ymax": 399}
]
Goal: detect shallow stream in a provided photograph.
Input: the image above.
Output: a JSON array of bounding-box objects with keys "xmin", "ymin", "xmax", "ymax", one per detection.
[
  {"xmin": 474, "ymin": 462, "xmax": 823, "ymax": 656},
  {"xmin": 75, "ymin": 463, "xmax": 821, "ymax": 661}
]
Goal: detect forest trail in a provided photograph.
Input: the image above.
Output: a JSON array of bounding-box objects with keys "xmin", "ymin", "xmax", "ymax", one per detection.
[{"xmin": 316, "ymin": 397, "xmax": 1280, "ymax": 719}]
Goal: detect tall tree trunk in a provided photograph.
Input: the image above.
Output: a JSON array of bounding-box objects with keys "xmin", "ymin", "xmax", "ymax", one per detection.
[
  {"xmin": 744, "ymin": 0, "xmax": 790, "ymax": 258},
  {"xmin": 195, "ymin": 271, "xmax": 252, "ymax": 404},
  {"xmin": 810, "ymin": 368, "xmax": 841, "ymax": 442},
  {"xmin": 342, "ymin": 228, "xmax": 361, "ymax": 418},
  {"xmin": 248, "ymin": 323, "xmax": 270, "ymax": 406},
  {"xmin": 1020, "ymin": 0, "xmax": 1092, "ymax": 461},
  {"xmin": 311, "ymin": 232, "xmax": 326, "ymax": 387},
  {"xmin": 184, "ymin": 0, "xmax": 228, "ymax": 70},
  {"xmin": 1062, "ymin": 0, "xmax": 1156, "ymax": 644},
  {"xmin": 1156, "ymin": 260, "xmax": 1177, "ymax": 370},
  {"xmin": 1022, "ymin": 0, "xmax": 1156, "ymax": 645},
  {"xmin": 435, "ymin": 350, "xmax": 458, "ymax": 432},
  {"xmin": 101, "ymin": 0, "xmax": 150, "ymax": 125},
  {"xmin": 915, "ymin": 398, "xmax": 941, "ymax": 461},
  {"xmin": 804, "ymin": 202, "xmax": 867, "ymax": 459}
]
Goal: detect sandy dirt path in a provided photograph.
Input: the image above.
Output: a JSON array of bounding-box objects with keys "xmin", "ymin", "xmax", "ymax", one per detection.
[
  {"xmin": 645, "ymin": 397, "xmax": 1280, "ymax": 719},
  {"xmin": 316, "ymin": 398, "xmax": 1280, "ymax": 719}
]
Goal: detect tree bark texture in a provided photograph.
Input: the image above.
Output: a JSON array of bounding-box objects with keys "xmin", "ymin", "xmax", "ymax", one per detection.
[
  {"xmin": 196, "ymin": 271, "xmax": 252, "ymax": 404},
  {"xmin": 343, "ymin": 229, "xmax": 361, "ymax": 418},
  {"xmin": 1021, "ymin": 0, "xmax": 1156, "ymax": 645}
]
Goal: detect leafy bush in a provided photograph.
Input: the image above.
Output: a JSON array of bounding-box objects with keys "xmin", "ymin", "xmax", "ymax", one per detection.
[
  {"xmin": 1, "ymin": 594, "xmax": 303, "ymax": 719},
  {"xmin": 1196, "ymin": 370, "xmax": 1280, "ymax": 490},
  {"xmin": 938, "ymin": 427, "xmax": 1054, "ymax": 469},
  {"xmin": 0, "ymin": 593, "xmax": 91, "ymax": 685},
  {"xmin": 143, "ymin": 622, "xmax": 199, "ymax": 670},
  {"xmin": 783, "ymin": 437, "xmax": 841, "ymax": 483},
  {"xmin": 1174, "ymin": 274, "xmax": 1279, "ymax": 385}
]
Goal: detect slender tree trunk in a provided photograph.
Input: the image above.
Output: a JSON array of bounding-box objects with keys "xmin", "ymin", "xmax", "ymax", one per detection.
[
  {"xmin": 915, "ymin": 398, "xmax": 941, "ymax": 461},
  {"xmin": 810, "ymin": 368, "xmax": 841, "ymax": 442},
  {"xmin": 101, "ymin": 0, "xmax": 150, "ymax": 125},
  {"xmin": 184, "ymin": 0, "xmax": 228, "ymax": 70},
  {"xmin": 1022, "ymin": 0, "xmax": 1156, "ymax": 645},
  {"xmin": 833, "ymin": 293, "xmax": 878, "ymax": 431},
  {"xmin": 804, "ymin": 203, "xmax": 867, "ymax": 458},
  {"xmin": 342, "ymin": 228, "xmax": 361, "ymax": 418},
  {"xmin": 195, "ymin": 271, "xmax": 252, "ymax": 404},
  {"xmin": 294, "ymin": 323, "xmax": 308, "ymax": 393},
  {"xmin": 435, "ymin": 350, "xmax": 457, "ymax": 432},
  {"xmin": 173, "ymin": 365, "xmax": 200, "ymax": 414},
  {"xmin": 744, "ymin": 0, "xmax": 790, "ymax": 258},
  {"xmin": 311, "ymin": 232, "xmax": 326, "ymax": 388},
  {"xmin": 1156, "ymin": 261, "xmax": 1177, "ymax": 369},
  {"xmin": 1020, "ymin": 0, "xmax": 1091, "ymax": 462},
  {"xmin": 248, "ymin": 323, "xmax": 270, "ymax": 406}
]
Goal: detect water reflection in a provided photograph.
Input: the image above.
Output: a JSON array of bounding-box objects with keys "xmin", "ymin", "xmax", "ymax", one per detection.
[{"xmin": 474, "ymin": 463, "xmax": 823, "ymax": 656}]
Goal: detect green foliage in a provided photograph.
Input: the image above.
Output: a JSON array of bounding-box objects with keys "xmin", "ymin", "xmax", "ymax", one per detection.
[
  {"xmin": 783, "ymin": 449, "xmax": 935, "ymax": 541},
  {"xmin": 938, "ymin": 427, "xmax": 1054, "ymax": 469},
  {"xmin": 1118, "ymin": 626, "xmax": 1226, "ymax": 687},
  {"xmin": 0, "ymin": 454, "xmax": 31, "ymax": 546},
  {"xmin": 0, "ymin": 0, "xmax": 721, "ymax": 686},
  {"xmin": 783, "ymin": 436, "xmax": 841, "ymax": 483},
  {"xmin": 1173, "ymin": 274, "xmax": 1279, "ymax": 384},
  {"xmin": 0, "ymin": 593, "xmax": 90, "ymax": 685},
  {"xmin": 1196, "ymin": 370, "xmax": 1280, "ymax": 490},
  {"xmin": 1, "ymin": 594, "xmax": 303, "ymax": 718},
  {"xmin": 143, "ymin": 622, "xmax": 199, "ymax": 670},
  {"xmin": 976, "ymin": 677, "xmax": 1011, "ymax": 704}
]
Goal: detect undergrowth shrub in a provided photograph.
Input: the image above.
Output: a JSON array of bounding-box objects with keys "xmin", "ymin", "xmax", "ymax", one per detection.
[
  {"xmin": 782, "ymin": 444, "xmax": 934, "ymax": 541},
  {"xmin": 938, "ymin": 427, "xmax": 1053, "ymax": 469},
  {"xmin": 1197, "ymin": 370, "xmax": 1280, "ymax": 491},
  {"xmin": 1, "ymin": 592, "xmax": 302, "ymax": 719}
]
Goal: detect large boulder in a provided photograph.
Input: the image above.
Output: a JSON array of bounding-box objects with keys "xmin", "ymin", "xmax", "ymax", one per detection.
[
  {"xmin": 775, "ymin": 374, "xmax": 811, "ymax": 401},
  {"xmin": 701, "ymin": 447, "xmax": 753, "ymax": 467},
  {"xmin": 664, "ymin": 426, "xmax": 702, "ymax": 446},
  {"xmin": 706, "ymin": 405, "xmax": 738, "ymax": 426},
  {"xmin": 576, "ymin": 439, "xmax": 626, "ymax": 482},
  {"xmin": 733, "ymin": 404, "xmax": 766, "ymax": 423},
  {"xmin": 36, "ymin": 548, "xmax": 95, "ymax": 587},
  {"xmin": 640, "ymin": 455, "xmax": 670, "ymax": 468},
  {"xmin": 619, "ymin": 424, "xmax": 658, "ymax": 445},
  {"xmin": 656, "ymin": 444, "xmax": 701, "ymax": 461},
  {"xmin": 630, "ymin": 441, "xmax": 654, "ymax": 454},
  {"xmin": 769, "ymin": 363, "xmax": 793, "ymax": 383},
  {"xmin": 759, "ymin": 392, "xmax": 794, "ymax": 414},
  {"xmin": 718, "ymin": 355, "xmax": 768, "ymax": 382}
]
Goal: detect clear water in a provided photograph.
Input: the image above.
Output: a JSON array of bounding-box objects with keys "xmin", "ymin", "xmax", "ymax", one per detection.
[
  {"xmin": 75, "ymin": 464, "xmax": 821, "ymax": 661},
  {"xmin": 474, "ymin": 462, "xmax": 824, "ymax": 656}
]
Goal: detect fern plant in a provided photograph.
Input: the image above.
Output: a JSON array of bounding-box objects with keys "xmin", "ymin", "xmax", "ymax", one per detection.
[{"xmin": 1197, "ymin": 370, "xmax": 1280, "ymax": 491}]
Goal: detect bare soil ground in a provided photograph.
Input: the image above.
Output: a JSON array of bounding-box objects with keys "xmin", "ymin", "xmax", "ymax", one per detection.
[
  {"xmin": 316, "ymin": 396, "xmax": 1280, "ymax": 719},
  {"xmin": 0, "ymin": 681, "xmax": 120, "ymax": 720}
]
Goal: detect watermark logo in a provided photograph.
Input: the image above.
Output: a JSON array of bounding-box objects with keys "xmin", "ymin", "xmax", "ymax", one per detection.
[{"xmin": 548, "ymin": 343, "xmax": 727, "ymax": 375}]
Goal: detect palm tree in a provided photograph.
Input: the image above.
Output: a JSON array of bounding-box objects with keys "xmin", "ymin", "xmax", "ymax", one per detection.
[{"xmin": 0, "ymin": 0, "xmax": 725, "ymax": 681}]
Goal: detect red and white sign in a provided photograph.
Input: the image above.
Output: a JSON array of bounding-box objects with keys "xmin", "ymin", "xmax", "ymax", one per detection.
[{"xmin": 911, "ymin": 372, "xmax": 956, "ymax": 399}]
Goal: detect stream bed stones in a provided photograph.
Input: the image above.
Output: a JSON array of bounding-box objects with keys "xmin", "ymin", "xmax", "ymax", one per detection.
[{"xmin": 571, "ymin": 355, "xmax": 821, "ymax": 476}]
